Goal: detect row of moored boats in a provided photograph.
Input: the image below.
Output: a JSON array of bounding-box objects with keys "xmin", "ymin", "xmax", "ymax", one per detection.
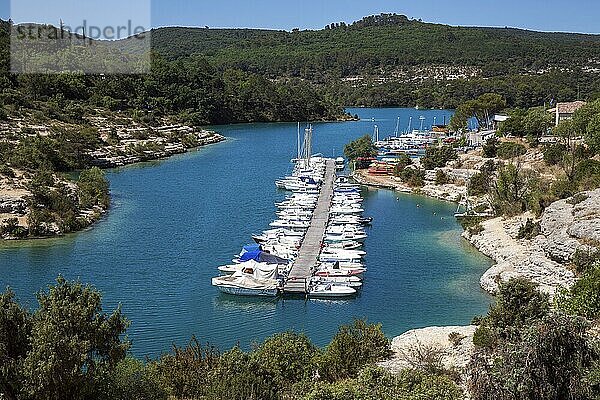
[{"xmin": 212, "ymin": 153, "xmax": 370, "ymax": 299}]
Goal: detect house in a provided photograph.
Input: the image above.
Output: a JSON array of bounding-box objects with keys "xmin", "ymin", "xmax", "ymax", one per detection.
[
  {"xmin": 548, "ymin": 101, "xmax": 587, "ymax": 126},
  {"xmin": 466, "ymin": 130, "xmax": 496, "ymax": 147}
]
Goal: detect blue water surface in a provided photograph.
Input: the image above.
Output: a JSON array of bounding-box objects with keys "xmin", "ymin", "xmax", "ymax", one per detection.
[{"xmin": 0, "ymin": 108, "xmax": 491, "ymax": 357}]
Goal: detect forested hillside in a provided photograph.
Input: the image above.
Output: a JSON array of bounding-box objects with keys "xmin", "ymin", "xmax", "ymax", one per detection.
[
  {"xmin": 0, "ymin": 20, "xmax": 344, "ymax": 126},
  {"xmin": 148, "ymin": 13, "xmax": 600, "ymax": 108}
]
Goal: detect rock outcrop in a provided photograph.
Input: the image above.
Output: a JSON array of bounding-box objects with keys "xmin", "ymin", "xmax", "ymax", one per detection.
[
  {"xmin": 538, "ymin": 190, "xmax": 600, "ymax": 263},
  {"xmin": 465, "ymin": 190, "xmax": 600, "ymax": 296},
  {"xmin": 0, "ymin": 195, "xmax": 27, "ymax": 215},
  {"xmin": 380, "ymin": 325, "xmax": 476, "ymax": 374}
]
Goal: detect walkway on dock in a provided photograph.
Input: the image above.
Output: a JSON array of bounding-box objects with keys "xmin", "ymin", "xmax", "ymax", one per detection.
[{"xmin": 284, "ymin": 159, "xmax": 336, "ymax": 294}]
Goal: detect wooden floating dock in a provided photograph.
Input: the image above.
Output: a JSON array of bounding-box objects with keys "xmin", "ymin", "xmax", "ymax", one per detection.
[{"xmin": 284, "ymin": 159, "xmax": 336, "ymax": 294}]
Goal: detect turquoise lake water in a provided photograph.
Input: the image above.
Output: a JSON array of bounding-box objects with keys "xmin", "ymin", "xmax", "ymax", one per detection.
[{"xmin": 0, "ymin": 108, "xmax": 492, "ymax": 357}]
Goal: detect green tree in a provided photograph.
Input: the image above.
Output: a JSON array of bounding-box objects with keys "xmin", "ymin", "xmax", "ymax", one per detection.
[
  {"xmin": 450, "ymin": 93, "xmax": 506, "ymax": 131},
  {"xmin": 0, "ymin": 289, "xmax": 31, "ymax": 400},
  {"xmin": 251, "ymin": 332, "xmax": 319, "ymax": 390},
  {"xmin": 78, "ymin": 167, "xmax": 110, "ymax": 209},
  {"xmin": 490, "ymin": 162, "xmax": 540, "ymax": 216},
  {"xmin": 23, "ymin": 277, "xmax": 130, "ymax": 400},
  {"xmin": 558, "ymin": 265, "xmax": 600, "ymax": 319},
  {"xmin": 470, "ymin": 314, "xmax": 597, "ymax": 400},
  {"xmin": 421, "ymin": 146, "xmax": 457, "ymax": 170},
  {"xmin": 482, "ymin": 136, "xmax": 499, "ymax": 158},
  {"xmin": 319, "ymin": 319, "xmax": 391, "ymax": 381},
  {"xmin": 496, "ymin": 142, "xmax": 527, "ymax": 159},
  {"xmin": 344, "ymin": 135, "xmax": 378, "ymax": 162}
]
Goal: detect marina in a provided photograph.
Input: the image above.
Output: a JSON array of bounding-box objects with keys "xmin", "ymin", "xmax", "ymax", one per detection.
[
  {"xmin": 212, "ymin": 125, "xmax": 371, "ymax": 297},
  {"xmin": 0, "ymin": 108, "xmax": 492, "ymax": 357}
]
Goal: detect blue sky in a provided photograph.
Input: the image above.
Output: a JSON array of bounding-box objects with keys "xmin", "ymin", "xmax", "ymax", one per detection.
[{"xmin": 3, "ymin": 0, "xmax": 600, "ymax": 34}]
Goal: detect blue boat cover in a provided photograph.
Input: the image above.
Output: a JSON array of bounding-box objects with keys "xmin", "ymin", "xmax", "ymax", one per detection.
[
  {"xmin": 242, "ymin": 244, "xmax": 262, "ymax": 253},
  {"xmin": 239, "ymin": 250, "xmax": 289, "ymax": 265}
]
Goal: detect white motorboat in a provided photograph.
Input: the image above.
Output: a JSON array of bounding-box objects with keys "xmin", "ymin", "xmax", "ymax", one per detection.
[
  {"xmin": 212, "ymin": 264, "xmax": 281, "ymax": 297},
  {"xmin": 270, "ymin": 220, "xmax": 310, "ymax": 229},
  {"xmin": 325, "ymin": 232, "xmax": 368, "ymax": 242},
  {"xmin": 325, "ymin": 241, "xmax": 363, "ymax": 250},
  {"xmin": 311, "ymin": 276, "xmax": 363, "ymax": 289},
  {"xmin": 307, "ymin": 283, "xmax": 357, "ymax": 298}
]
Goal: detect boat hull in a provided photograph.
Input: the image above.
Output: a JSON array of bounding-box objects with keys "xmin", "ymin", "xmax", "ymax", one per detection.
[{"xmin": 216, "ymin": 286, "xmax": 279, "ymax": 297}]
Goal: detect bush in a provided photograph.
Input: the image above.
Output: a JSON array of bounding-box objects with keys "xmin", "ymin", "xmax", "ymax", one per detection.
[
  {"xmin": 497, "ymin": 142, "xmax": 527, "ymax": 159},
  {"xmin": 468, "ymin": 172, "xmax": 489, "ymax": 196},
  {"xmin": 517, "ymin": 219, "xmax": 541, "ymax": 240},
  {"xmin": 421, "ymin": 146, "xmax": 458, "ymax": 170},
  {"xmin": 251, "ymin": 332, "xmax": 319, "ymax": 390},
  {"xmin": 574, "ymin": 159, "xmax": 600, "ymax": 191},
  {"xmin": 435, "ymin": 170, "xmax": 450, "ymax": 185},
  {"xmin": 558, "ymin": 265, "xmax": 600, "ymax": 319},
  {"xmin": 472, "ymin": 325, "xmax": 496, "ymax": 349},
  {"xmin": 301, "ymin": 367, "xmax": 462, "ymax": 400},
  {"xmin": 482, "ymin": 136, "xmax": 498, "ymax": 158},
  {"xmin": 469, "ymin": 314, "xmax": 597, "ymax": 400},
  {"xmin": 319, "ymin": 319, "xmax": 391, "ymax": 381},
  {"xmin": 572, "ymin": 248, "xmax": 600, "ymax": 275},
  {"xmin": 543, "ymin": 143, "xmax": 567, "ymax": 166},
  {"xmin": 490, "ymin": 162, "xmax": 541, "ymax": 216},
  {"xmin": 448, "ymin": 332, "xmax": 466, "ymax": 347},
  {"xmin": 399, "ymin": 168, "xmax": 425, "ymax": 188},
  {"xmin": 393, "ymin": 154, "xmax": 412, "ymax": 175},
  {"xmin": 104, "ymin": 358, "xmax": 168, "ymax": 400},
  {"xmin": 78, "ymin": 167, "xmax": 110, "ymax": 209},
  {"xmin": 478, "ymin": 278, "xmax": 550, "ymax": 344}
]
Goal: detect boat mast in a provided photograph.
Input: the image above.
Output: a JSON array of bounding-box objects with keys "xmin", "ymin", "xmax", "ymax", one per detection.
[
  {"xmin": 419, "ymin": 116, "xmax": 426, "ymax": 132},
  {"xmin": 297, "ymin": 122, "xmax": 301, "ymax": 161},
  {"xmin": 394, "ymin": 117, "xmax": 400, "ymax": 137},
  {"xmin": 373, "ymin": 125, "xmax": 379, "ymax": 142},
  {"xmin": 408, "ymin": 116, "xmax": 413, "ymax": 133}
]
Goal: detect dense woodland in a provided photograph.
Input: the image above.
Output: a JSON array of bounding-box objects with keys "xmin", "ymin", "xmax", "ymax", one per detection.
[
  {"xmin": 0, "ymin": 21, "xmax": 344, "ymax": 126},
  {"xmin": 148, "ymin": 14, "xmax": 600, "ymax": 109}
]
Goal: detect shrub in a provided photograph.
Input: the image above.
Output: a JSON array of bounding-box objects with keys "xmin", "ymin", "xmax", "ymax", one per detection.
[
  {"xmin": 558, "ymin": 265, "xmax": 600, "ymax": 319},
  {"xmin": 251, "ymin": 332, "xmax": 319, "ymax": 390},
  {"xmin": 543, "ymin": 143, "xmax": 567, "ymax": 166},
  {"xmin": 421, "ymin": 146, "xmax": 457, "ymax": 170},
  {"xmin": 393, "ymin": 154, "xmax": 412, "ymax": 175},
  {"xmin": 574, "ymin": 159, "xmax": 600, "ymax": 191},
  {"xmin": 477, "ymin": 278, "xmax": 550, "ymax": 345},
  {"xmin": 448, "ymin": 332, "xmax": 466, "ymax": 347},
  {"xmin": 572, "ymin": 248, "xmax": 600, "ymax": 275},
  {"xmin": 497, "ymin": 142, "xmax": 527, "ymax": 159},
  {"xmin": 482, "ymin": 136, "xmax": 498, "ymax": 158},
  {"xmin": 104, "ymin": 358, "xmax": 168, "ymax": 400},
  {"xmin": 301, "ymin": 367, "xmax": 462, "ymax": 400},
  {"xmin": 78, "ymin": 167, "xmax": 110, "ymax": 209},
  {"xmin": 517, "ymin": 219, "xmax": 541, "ymax": 240},
  {"xmin": 399, "ymin": 168, "xmax": 425, "ymax": 188},
  {"xmin": 468, "ymin": 223, "xmax": 484, "ymax": 236},
  {"xmin": 435, "ymin": 170, "xmax": 450, "ymax": 185},
  {"xmin": 469, "ymin": 314, "xmax": 597, "ymax": 400},
  {"xmin": 472, "ymin": 325, "xmax": 496, "ymax": 349},
  {"xmin": 468, "ymin": 172, "xmax": 489, "ymax": 196},
  {"xmin": 0, "ymin": 163, "xmax": 15, "ymax": 178},
  {"xmin": 319, "ymin": 319, "xmax": 391, "ymax": 381},
  {"xmin": 490, "ymin": 162, "xmax": 540, "ymax": 216}
]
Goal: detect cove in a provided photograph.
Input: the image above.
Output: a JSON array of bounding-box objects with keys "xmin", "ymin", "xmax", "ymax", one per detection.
[{"xmin": 0, "ymin": 108, "xmax": 492, "ymax": 358}]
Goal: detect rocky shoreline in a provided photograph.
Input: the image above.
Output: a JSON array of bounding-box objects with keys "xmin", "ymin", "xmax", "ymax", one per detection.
[
  {"xmin": 0, "ymin": 122, "xmax": 226, "ymax": 241},
  {"xmin": 359, "ymin": 169, "xmax": 600, "ymax": 392}
]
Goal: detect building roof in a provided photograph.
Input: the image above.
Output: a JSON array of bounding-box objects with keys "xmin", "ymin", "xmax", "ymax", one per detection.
[{"xmin": 556, "ymin": 101, "xmax": 587, "ymax": 115}]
